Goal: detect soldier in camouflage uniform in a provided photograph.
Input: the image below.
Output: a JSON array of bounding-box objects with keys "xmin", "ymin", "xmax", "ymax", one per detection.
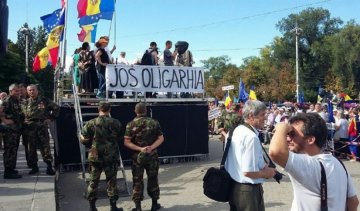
[
  {"xmin": 2, "ymin": 84, "xmax": 23, "ymax": 179},
  {"xmin": 219, "ymin": 104, "xmax": 242, "ymax": 143},
  {"xmin": 124, "ymin": 103, "xmax": 164, "ymax": 211},
  {"xmin": 19, "ymin": 83, "xmax": 30, "ymax": 167},
  {"xmin": 22, "ymin": 84, "xmax": 59, "ymax": 175},
  {"xmin": 80, "ymin": 101, "xmax": 124, "ymax": 211}
]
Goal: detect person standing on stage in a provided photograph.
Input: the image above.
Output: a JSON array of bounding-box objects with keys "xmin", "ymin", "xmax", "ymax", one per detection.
[
  {"xmin": 80, "ymin": 101, "xmax": 124, "ymax": 211},
  {"xmin": 2, "ymin": 83, "xmax": 23, "ymax": 179},
  {"xmin": 22, "ymin": 84, "xmax": 59, "ymax": 175},
  {"xmin": 124, "ymin": 103, "xmax": 164, "ymax": 211}
]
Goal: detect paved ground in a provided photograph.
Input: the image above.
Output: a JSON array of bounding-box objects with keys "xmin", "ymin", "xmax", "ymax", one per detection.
[
  {"xmin": 57, "ymin": 135, "xmax": 360, "ymax": 211},
  {"xmin": 0, "ymin": 135, "xmax": 359, "ymax": 211},
  {"xmin": 0, "ymin": 144, "xmax": 56, "ymax": 211}
]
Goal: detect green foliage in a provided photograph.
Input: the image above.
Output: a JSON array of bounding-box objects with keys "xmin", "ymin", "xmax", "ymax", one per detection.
[{"xmin": 0, "ymin": 50, "xmax": 26, "ymax": 92}]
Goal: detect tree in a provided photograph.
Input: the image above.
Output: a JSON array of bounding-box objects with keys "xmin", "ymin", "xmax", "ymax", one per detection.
[
  {"xmin": 0, "ymin": 49, "xmax": 26, "ymax": 92},
  {"xmin": 276, "ymin": 8, "xmax": 343, "ymax": 96},
  {"xmin": 328, "ymin": 20, "xmax": 360, "ymax": 96},
  {"xmin": 15, "ymin": 23, "xmax": 54, "ymax": 99},
  {"xmin": 202, "ymin": 56, "xmax": 241, "ymax": 99}
]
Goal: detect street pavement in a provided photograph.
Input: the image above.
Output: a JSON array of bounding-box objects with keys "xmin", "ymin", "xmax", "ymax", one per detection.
[
  {"xmin": 0, "ymin": 135, "xmax": 359, "ymax": 211},
  {"xmin": 0, "ymin": 144, "xmax": 56, "ymax": 211},
  {"xmin": 57, "ymin": 135, "xmax": 360, "ymax": 211}
]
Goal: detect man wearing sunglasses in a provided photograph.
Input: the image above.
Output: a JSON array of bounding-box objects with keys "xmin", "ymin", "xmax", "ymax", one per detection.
[{"xmin": 269, "ymin": 112, "xmax": 358, "ymax": 211}]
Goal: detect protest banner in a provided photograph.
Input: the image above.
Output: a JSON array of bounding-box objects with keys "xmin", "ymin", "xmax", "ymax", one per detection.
[
  {"xmin": 105, "ymin": 64, "xmax": 205, "ymax": 92},
  {"xmin": 208, "ymin": 107, "xmax": 222, "ymax": 121}
]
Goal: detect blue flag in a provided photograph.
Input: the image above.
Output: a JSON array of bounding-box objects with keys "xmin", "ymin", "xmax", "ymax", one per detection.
[
  {"xmin": 299, "ymin": 91, "xmax": 305, "ymax": 104},
  {"xmin": 40, "ymin": 8, "xmax": 65, "ymax": 33},
  {"xmin": 327, "ymin": 100, "xmax": 335, "ymax": 123},
  {"xmin": 238, "ymin": 80, "xmax": 249, "ymax": 102}
]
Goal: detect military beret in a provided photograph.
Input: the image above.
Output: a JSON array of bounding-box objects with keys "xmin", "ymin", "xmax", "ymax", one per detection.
[{"xmin": 137, "ymin": 151, "xmax": 151, "ymax": 165}]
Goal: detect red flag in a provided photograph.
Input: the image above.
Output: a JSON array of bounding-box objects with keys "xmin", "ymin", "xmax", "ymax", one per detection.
[{"xmin": 61, "ymin": 0, "xmax": 67, "ymax": 8}]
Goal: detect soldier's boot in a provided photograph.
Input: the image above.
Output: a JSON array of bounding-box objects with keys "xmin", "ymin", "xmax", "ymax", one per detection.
[
  {"xmin": 110, "ymin": 200, "xmax": 123, "ymax": 211},
  {"xmin": 46, "ymin": 161, "xmax": 55, "ymax": 175},
  {"xmin": 89, "ymin": 200, "xmax": 97, "ymax": 211},
  {"xmin": 8, "ymin": 168, "xmax": 18, "ymax": 174},
  {"xmin": 29, "ymin": 165, "xmax": 39, "ymax": 175},
  {"xmin": 4, "ymin": 168, "xmax": 22, "ymax": 179},
  {"xmin": 151, "ymin": 199, "xmax": 161, "ymax": 211},
  {"xmin": 131, "ymin": 201, "xmax": 142, "ymax": 211}
]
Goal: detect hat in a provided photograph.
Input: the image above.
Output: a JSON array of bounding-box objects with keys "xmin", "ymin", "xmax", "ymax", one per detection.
[{"xmin": 137, "ymin": 151, "xmax": 151, "ymax": 165}]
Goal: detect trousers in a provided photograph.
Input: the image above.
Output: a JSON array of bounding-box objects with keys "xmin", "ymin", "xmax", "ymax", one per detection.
[
  {"xmin": 229, "ymin": 182, "xmax": 264, "ymax": 211},
  {"xmin": 131, "ymin": 153, "xmax": 160, "ymax": 202}
]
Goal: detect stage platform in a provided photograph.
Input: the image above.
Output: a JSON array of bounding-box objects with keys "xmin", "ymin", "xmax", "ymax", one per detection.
[{"xmin": 55, "ymin": 100, "xmax": 209, "ymax": 166}]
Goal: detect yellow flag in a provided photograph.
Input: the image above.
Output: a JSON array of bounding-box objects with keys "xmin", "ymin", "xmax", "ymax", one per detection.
[
  {"xmin": 86, "ymin": 0, "xmax": 101, "ymax": 15},
  {"xmin": 249, "ymin": 90, "xmax": 257, "ymax": 100},
  {"xmin": 46, "ymin": 25, "xmax": 64, "ymax": 49},
  {"xmin": 224, "ymin": 95, "xmax": 232, "ymax": 108},
  {"xmin": 345, "ymin": 95, "xmax": 352, "ymax": 101}
]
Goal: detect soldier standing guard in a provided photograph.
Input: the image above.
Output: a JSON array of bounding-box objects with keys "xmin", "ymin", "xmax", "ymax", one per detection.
[
  {"xmin": 80, "ymin": 101, "xmax": 124, "ymax": 211},
  {"xmin": 2, "ymin": 83, "xmax": 23, "ymax": 179},
  {"xmin": 22, "ymin": 84, "xmax": 59, "ymax": 175},
  {"xmin": 124, "ymin": 103, "xmax": 164, "ymax": 211},
  {"xmin": 18, "ymin": 83, "xmax": 30, "ymax": 167}
]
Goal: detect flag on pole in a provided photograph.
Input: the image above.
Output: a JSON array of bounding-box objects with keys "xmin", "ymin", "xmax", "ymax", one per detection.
[
  {"xmin": 224, "ymin": 92, "xmax": 232, "ymax": 109},
  {"xmin": 33, "ymin": 7, "xmax": 65, "ymax": 72},
  {"xmin": 77, "ymin": 0, "xmax": 115, "ymax": 26},
  {"xmin": 299, "ymin": 91, "xmax": 305, "ymax": 104},
  {"xmin": 61, "ymin": 0, "xmax": 67, "ymax": 8},
  {"xmin": 249, "ymin": 85, "xmax": 257, "ymax": 100},
  {"xmin": 327, "ymin": 100, "xmax": 335, "ymax": 123},
  {"xmin": 77, "ymin": 24, "xmax": 97, "ymax": 43},
  {"xmin": 40, "ymin": 8, "xmax": 65, "ymax": 33},
  {"xmin": 32, "ymin": 47, "xmax": 50, "ymax": 73},
  {"xmin": 344, "ymin": 94, "xmax": 352, "ymax": 101},
  {"xmin": 238, "ymin": 79, "xmax": 249, "ymax": 102}
]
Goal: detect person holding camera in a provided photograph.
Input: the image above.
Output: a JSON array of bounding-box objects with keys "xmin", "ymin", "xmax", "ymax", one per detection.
[
  {"xmin": 269, "ymin": 113, "xmax": 359, "ymax": 211},
  {"xmin": 224, "ymin": 100, "xmax": 276, "ymax": 211},
  {"xmin": 80, "ymin": 101, "xmax": 124, "ymax": 211}
]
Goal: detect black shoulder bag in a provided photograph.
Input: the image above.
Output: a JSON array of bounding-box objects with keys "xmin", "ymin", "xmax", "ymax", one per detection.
[{"xmin": 203, "ymin": 125, "xmax": 236, "ymax": 202}]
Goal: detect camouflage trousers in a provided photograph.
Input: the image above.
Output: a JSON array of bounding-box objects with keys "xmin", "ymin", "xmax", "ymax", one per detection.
[
  {"xmin": 86, "ymin": 161, "xmax": 119, "ymax": 202},
  {"xmin": 23, "ymin": 122, "xmax": 53, "ymax": 167},
  {"xmin": 131, "ymin": 153, "xmax": 160, "ymax": 202},
  {"xmin": 2, "ymin": 130, "xmax": 20, "ymax": 170}
]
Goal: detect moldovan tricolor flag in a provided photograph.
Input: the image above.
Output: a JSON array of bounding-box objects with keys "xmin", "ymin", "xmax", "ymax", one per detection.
[
  {"xmin": 33, "ymin": 8, "xmax": 65, "ymax": 72},
  {"xmin": 33, "ymin": 47, "xmax": 50, "ymax": 73},
  {"xmin": 249, "ymin": 85, "xmax": 257, "ymax": 100},
  {"xmin": 224, "ymin": 93, "xmax": 232, "ymax": 109},
  {"xmin": 77, "ymin": 0, "xmax": 115, "ymax": 26},
  {"xmin": 77, "ymin": 24, "xmax": 97, "ymax": 43}
]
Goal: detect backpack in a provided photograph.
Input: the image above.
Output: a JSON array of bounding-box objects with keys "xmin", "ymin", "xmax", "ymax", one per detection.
[{"xmin": 141, "ymin": 49, "xmax": 154, "ymax": 65}]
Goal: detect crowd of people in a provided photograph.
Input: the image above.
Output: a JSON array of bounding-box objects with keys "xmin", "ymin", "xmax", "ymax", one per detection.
[
  {"xmin": 209, "ymin": 101, "xmax": 360, "ymax": 162},
  {"xmin": 0, "ymin": 83, "xmax": 59, "ymax": 179},
  {"xmin": 209, "ymin": 100, "xmax": 359, "ymax": 211},
  {"xmin": 71, "ymin": 38, "xmax": 194, "ymax": 99}
]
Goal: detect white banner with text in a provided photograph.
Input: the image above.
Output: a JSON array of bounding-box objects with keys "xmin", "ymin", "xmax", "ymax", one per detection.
[{"xmin": 105, "ymin": 64, "xmax": 205, "ymax": 92}]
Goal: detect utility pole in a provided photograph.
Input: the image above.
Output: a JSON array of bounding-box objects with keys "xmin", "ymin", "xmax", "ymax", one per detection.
[
  {"xmin": 20, "ymin": 27, "xmax": 30, "ymax": 73},
  {"xmin": 291, "ymin": 25, "xmax": 302, "ymax": 103}
]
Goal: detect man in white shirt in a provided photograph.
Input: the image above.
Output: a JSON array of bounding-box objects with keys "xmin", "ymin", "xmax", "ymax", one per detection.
[
  {"xmin": 118, "ymin": 51, "xmax": 129, "ymax": 65},
  {"xmin": 225, "ymin": 100, "xmax": 276, "ymax": 211},
  {"xmin": 269, "ymin": 113, "xmax": 359, "ymax": 211}
]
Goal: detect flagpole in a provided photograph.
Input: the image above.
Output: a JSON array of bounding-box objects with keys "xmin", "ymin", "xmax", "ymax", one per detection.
[{"xmin": 61, "ymin": 0, "xmax": 69, "ymax": 69}]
